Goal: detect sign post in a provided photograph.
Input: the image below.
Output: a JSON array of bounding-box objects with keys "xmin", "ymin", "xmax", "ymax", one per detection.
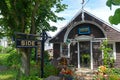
[
  {"xmin": 14, "ymin": 31, "xmax": 50, "ymax": 78},
  {"xmin": 40, "ymin": 30, "xmax": 50, "ymax": 78}
]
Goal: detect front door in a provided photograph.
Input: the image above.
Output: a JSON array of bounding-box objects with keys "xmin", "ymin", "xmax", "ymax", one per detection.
[{"xmin": 79, "ymin": 41, "xmax": 90, "ymax": 68}]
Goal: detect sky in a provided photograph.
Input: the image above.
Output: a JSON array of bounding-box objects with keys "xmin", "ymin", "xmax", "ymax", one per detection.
[{"xmin": 48, "ymin": 0, "xmax": 120, "ymax": 37}]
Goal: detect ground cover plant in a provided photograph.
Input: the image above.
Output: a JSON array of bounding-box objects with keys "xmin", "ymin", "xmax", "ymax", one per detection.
[{"xmin": 0, "ymin": 46, "xmax": 58, "ymax": 80}]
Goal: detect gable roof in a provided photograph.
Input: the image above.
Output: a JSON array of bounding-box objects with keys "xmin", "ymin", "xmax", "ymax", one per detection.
[{"xmin": 50, "ymin": 10, "xmax": 120, "ymax": 43}]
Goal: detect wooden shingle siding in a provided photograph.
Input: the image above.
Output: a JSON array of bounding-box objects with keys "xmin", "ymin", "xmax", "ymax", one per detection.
[
  {"xmin": 67, "ymin": 23, "xmax": 105, "ymax": 39},
  {"xmin": 50, "ymin": 11, "xmax": 120, "ymax": 43},
  {"xmin": 70, "ymin": 43, "xmax": 78, "ymax": 66},
  {"xmin": 115, "ymin": 42, "xmax": 120, "ymax": 68},
  {"xmin": 50, "ymin": 28, "xmax": 67, "ymax": 43},
  {"xmin": 53, "ymin": 43, "xmax": 60, "ymax": 59}
]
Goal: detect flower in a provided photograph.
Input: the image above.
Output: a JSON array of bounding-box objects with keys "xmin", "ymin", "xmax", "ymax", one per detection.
[
  {"xmin": 98, "ymin": 65, "xmax": 107, "ymax": 73},
  {"xmin": 59, "ymin": 57, "xmax": 68, "ymax": 65},
  {"xmin": 60, "ymin": 67, "xmax": 73, "ymax": 79}
]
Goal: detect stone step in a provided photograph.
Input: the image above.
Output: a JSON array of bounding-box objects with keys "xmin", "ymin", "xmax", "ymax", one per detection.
[{"xmin": 74, "ymin": 68, "xmax": 96, "ymax": 80}]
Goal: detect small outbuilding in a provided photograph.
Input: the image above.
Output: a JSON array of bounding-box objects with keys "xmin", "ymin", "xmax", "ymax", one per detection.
[{"xmin": 50, "ymin": 10, "xmax": 120, "ymax": 69}]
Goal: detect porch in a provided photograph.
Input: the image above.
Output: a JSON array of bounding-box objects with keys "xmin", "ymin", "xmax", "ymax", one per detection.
[{"xmin": 64, "ymin": 35, "xmax": 105, "ymax": 69}]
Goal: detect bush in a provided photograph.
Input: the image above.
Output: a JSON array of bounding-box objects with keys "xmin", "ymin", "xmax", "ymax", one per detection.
[
  {"xmin": 0, "ymin": 46, "xmax": 3, "ymax": 53},
  {"xmin": 6, "ymin": 49, "xmax": 21, "ymax": 68},
  {"xmin": 111, "ymin": 68, "xmax": 120, "ymax": 74},
  {"xmin": 109, "ymin": 75, "xmax": 120, "ymax": 80},
  {"xmin": 0, "ymin": 53, "xmax": 10, "ymax": 65},
  {"xmin": 5, "ymin": 46, "xmax": 13, "ymax": 53},
  {"xmin": 44, "ymin": 63, "xmax": 59, "ymax": 78}
]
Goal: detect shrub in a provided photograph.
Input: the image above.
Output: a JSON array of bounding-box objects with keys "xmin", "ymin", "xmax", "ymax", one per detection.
[
  {"xmin": 100, "ymin": 40, "xmax": 114, "ymax": 67},
  {"xmin": 110, "ymin": 68, "xmax": 120, "ymax": 75},
  {"xmin": 0, "ymin": 46, "xmax": 3, "ymax": 53},
  {"xmin": 6, "ymin": 49, "xmax": 21, "ymax": 68},
  {"xmin": 94, "ymin": 67, "xmax": 120, "ymax": 80},
  {"xmin": 5, "ymin": 46, "xmax": 13, "ymax": 53},
  {"xmin": 44, "ymin": 63, "xmax": 59, "ymax": 78},
  {"xmin": 109, "ymin": 75, "xmax": 120, "ymax": 80},
  {"xmin": 0, "ymin": 53, "xmax": 10, "ymax": 65}
]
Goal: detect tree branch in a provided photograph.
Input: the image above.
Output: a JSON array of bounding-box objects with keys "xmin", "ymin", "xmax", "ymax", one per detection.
[{"xmin": 30, "ymin": 0, "xmax": 39, "ymax": 34}]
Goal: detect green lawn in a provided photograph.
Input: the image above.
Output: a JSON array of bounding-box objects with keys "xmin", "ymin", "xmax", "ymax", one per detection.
[
  {"xmin": 0, "ymin": 69, "xmax": 17, "ymax": 80},
  {"xmin": 0, "ymin": 53, "xmax": 43, "ymax": 80},
  {"xmin": 0, "ymin": 53, "xmax": 17, "ymax": 80}
]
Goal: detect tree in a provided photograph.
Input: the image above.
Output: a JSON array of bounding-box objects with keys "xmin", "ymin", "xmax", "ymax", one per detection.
[
  {"xmin": 106, "ymin": 0, "xmax": 120, "ymax": 25},
  {"xmin": 0, "ymin": 0, "xmax": 67, "ymax": 76}
]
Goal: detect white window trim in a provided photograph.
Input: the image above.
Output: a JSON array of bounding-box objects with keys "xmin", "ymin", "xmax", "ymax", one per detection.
[
  {"xmin": 113, "ymin": 42, "xmax": 116, "ymax": 60},
  {"xmin": 108, "ymin": 42, "xmax": 116, "ymax": 60},
  {"xmin": 60, "ymin": 43, "xmax": 69, "ymax": 58}
]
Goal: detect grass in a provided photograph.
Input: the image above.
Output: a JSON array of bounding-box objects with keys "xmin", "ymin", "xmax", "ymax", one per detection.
[
  {"xmin": 0, "ymin": 68, "xmax": 17, "ymax": 80},
  {"xmin": 0, "ymin": 53, "xmax": 17, "ymax": 80},
  {"xmin": 0, "ymin": 53, "xmax": 43, "ymax": 80}
]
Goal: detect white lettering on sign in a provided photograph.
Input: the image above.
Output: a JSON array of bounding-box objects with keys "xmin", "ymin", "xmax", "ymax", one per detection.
[{"xmin": 21, "ymin": 40, "xmax": 35, "ymax": 46}]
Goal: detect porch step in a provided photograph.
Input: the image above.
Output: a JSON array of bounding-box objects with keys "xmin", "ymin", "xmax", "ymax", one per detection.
[{"xmin": 74, "ymin": 68, "xmax": 96, "ymax": 80}]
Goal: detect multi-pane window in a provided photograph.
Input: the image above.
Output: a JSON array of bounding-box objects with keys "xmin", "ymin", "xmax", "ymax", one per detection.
[
  {"xmin": 61, "ymin": 43, "xmax": 68, "ymax": 57},
  {"xmin": 108, "ymin": 44, "xmax": 114, "ymax": 58}
]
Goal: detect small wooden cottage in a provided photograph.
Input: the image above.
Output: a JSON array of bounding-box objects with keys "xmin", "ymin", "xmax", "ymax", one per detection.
[{"xmin": 49, "ymin": 10, "xmax": 120, "ymax": 69}]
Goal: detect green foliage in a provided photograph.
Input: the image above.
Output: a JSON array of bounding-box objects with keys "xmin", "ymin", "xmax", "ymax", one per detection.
[
  {"xmin": 30, "ymin": 50, "xmax": 50, "ymax": 64},
  {"xmin": 21, "ymin": 76, "xmax": 43, "ymax": 80},
  {"xmin": 100, "ymin": 40, "xmax": 114, "ymax": 67},
  {"xmin": 0, "ymin": 46, "xmax": 3, "ymax": 53},
  {"xmin": 0, "ymin": 53, "xmax": 10, "ymax": 65},
  {"xmin": 81, "ymin": 54, "xmax": 90, "ymax": 64},
  {"xmin": 44, "ymin": 51, "xmax": 50, "ymax": 61},
  {"xmin": 94, "ymin": 68, "xmax": 120, "ymax": 80},
  {"xmin": 44, "ymin": 63, "xmax": 59, "ymax": 78},
  {"xmin": 0, "ymin": 68, "xmax": 18, "ymax": 80},
  {"xmin": 106, "ymin": 68, "xmax": 120, "ymax": 80},
  {"xmin": 109, "ymin": 74, "xmax": 120, "ymax": 80},
  {"xmin": 109, "ymin": 8, "xmax": 120, "ymax": 25},
  {"xmin": 109, "ymin": 68, "xmax": 120, "ymax": 75},
  {"xmin": 0, "ymin": 46, "xmax": 14, "ymax": 54},
  {"xmin": 106, "ymin": 0, "xmax": 120, "ymax": 8},
  {"xmin": 4, "ymin": 46, "xmax": 13, "ymax": 53},
  {"xmin": 6, "ymin": 49, "xmax": 21, "ymax": 68},
  {"xmin": 0, "ymin": 0, "xmax": 67, "ymax": 37},
  {"xmin": 106, "ymin": 0, "xmax": 120, "ymax": 25},
  {"xmin": 30, "ymin": 48, "xmax": 36, "ymax": 61},
  {"xmin": 0, "ymin": 0, "xmax": 67, "ymax": 76}
]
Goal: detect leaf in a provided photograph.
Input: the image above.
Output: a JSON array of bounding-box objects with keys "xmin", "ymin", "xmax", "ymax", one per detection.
[
  {"xmin": 106, "ymin": 0, "xmax": 112, "ymax": 9},
  {"xmin": 109, "ymin": 8, "xmax": 120, "ymax": 25},
  {"xmin": 0, "ymin": 0, "xmax": 67, "ymax": 37},
  {"xmin": 112, "ymin": 0, "xmax": 120, "ymax": 5}
]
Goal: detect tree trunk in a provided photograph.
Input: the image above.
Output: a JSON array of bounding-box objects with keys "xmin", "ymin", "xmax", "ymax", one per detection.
[
  {"xmin": 21, "ymin": 48, "xmax": 31, "ymax": 76},
  {"xmin": 30, "ymin": 0, "xmax": 39, "ymax": 34}
]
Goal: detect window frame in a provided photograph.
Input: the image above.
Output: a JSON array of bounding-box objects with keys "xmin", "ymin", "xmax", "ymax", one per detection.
[
  {"xmin": 108, "ymin": 42, "xmax": 116, "ymax": 60},
  {"xmin": 60, "ymin": 43, "xmax": 69, "ymax": 58}
]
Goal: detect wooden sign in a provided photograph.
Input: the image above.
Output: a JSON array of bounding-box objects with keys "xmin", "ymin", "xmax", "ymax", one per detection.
[
  {"xmin": 16, "ymin": 39, "xmax": 40, "ymax": 48},
  {"xmin": 78, "ymin": 26, "xmax": 90, "ymax": 34}
]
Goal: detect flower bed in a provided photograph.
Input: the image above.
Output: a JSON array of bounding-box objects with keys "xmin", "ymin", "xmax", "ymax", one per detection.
[{"xmin": 94, "ymin": 65, "xmax": 120, "ymax": 80}]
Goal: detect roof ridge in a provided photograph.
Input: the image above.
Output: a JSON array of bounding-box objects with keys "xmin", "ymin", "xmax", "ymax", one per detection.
[{"xmin": 50, "ymin": 9, "xmax": 120, "ymax": 40}]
